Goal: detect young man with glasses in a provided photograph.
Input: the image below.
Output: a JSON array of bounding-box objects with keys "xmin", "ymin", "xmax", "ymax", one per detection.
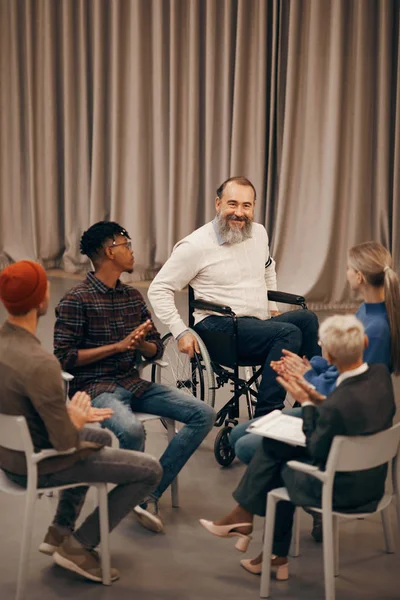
[{"xmin": 54, "ymin": 221, "xmax": 216, "ymax": 534}]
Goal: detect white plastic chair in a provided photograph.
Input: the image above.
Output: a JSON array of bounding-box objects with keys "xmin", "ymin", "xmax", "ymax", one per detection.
[
  {"xmin": 260, "ymin": 422, "xmax": 400, "ymax": 600},
  {"xmin": 0, "ymin": 413, "xmax": 112, "ymax": 600},
  {"xmin": 62, "ymin": 360, "xmax": 179, "ymax": 508}
]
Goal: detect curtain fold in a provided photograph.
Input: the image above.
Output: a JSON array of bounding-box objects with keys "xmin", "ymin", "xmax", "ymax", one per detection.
[
  {"xmin": 272, "ymin": 0, "xmax": 400, "ymax": 307},
  {"xmin": 0, "ymin": 0, "xmax": 399, "ymax": 306}
]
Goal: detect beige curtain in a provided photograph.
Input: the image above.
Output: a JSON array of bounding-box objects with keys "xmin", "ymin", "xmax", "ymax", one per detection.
[
  {"xmin": 1, "ymin": 0, "xmax": 399, "ymax": 306},
  {"xmin": 273, "ymin": 0, "xmax": 400, "ymax": 308}
]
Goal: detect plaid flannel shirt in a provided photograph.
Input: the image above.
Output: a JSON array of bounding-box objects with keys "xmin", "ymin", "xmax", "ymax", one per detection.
[{"xmin": 54, "ymin": 272, "xmax": 163, "ymax": 399}]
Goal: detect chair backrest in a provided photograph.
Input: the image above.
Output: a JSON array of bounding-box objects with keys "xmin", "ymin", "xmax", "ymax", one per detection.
[
  {"xmin": 325, "ymin": 422, "xmax": 400, "ymax": 474},
  {"xmin": 0, "ymin": 413, "xmax": 34, "ymax": 456}
]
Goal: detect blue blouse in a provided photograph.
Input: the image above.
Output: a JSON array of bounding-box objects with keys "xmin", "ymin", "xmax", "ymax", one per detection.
[{"xmin": 303, "ymin": 302, "xmax": 391, "ymax": 395}]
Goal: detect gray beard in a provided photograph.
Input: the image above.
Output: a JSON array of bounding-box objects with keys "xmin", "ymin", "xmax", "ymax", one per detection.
[{"xmin": 215, "ymin": 213, "xmax": 253, "ymax": 244}]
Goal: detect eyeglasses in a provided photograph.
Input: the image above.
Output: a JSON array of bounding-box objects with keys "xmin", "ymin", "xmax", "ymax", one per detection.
[{"xmin": 108, "ymin": 240, "xmax": 132, "ymax": 251}]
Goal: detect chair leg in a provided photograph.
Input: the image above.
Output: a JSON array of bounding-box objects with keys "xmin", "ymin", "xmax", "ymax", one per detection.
[
  {"xmin": 290, "ymin": 507, "xmax": 301, "ymax": 557},
  {"xmin": 166, "ymin": 420, "xmax": 179, "ymax": 508},
  {"xmin": 260, "ymin": 494, "xmax": 278, "ymax": 598},
  {"xmin": 322, "ymin": 511, "xmax": 336, "ymax": 600},
  {"xmin": 396, "ymin": 499, "xmax": 400, "ymax": 543},
  {"xmin": 333, "ymin": 515, "xmax": 339, "ymax": 576},
  {"xmin": 381, "ymin": 507, "xmax": 395, "ymax": 553},
  {"xmin": 15, "ymin": 492, "xmax": 37, "ymax": 600},
  {"xmin": 97, "ymin": 485, "xmax": 112, "ymax": 586}
]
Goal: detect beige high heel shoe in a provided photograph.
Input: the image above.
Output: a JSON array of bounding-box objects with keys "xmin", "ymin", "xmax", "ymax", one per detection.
[
  {"xmin": 199, "ymin": 519, "xmax": 252, "ymax": 552},
  {"xmin": 240, "ymin": 554, "xmax": 289, "ymax": 580}
]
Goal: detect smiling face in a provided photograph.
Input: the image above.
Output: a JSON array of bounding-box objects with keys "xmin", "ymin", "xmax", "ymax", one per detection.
[
  {"xmin": 216, "ymin": 181, "xmax": 255, "ymax": 229},
  {"xmin": 215, "ymin": 182, "xmax": 255, "ymax": 244}
]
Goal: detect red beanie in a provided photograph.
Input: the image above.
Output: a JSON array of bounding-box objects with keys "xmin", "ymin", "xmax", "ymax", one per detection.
[{"xmin": 0, "ymin": 261, "xmax": 48, "ymax": 315}]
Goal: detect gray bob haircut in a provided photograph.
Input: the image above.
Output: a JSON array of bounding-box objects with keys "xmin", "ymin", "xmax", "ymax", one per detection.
[{"xmin": 318, "ymin": 315, "xmax": 365, "ymax": 366}]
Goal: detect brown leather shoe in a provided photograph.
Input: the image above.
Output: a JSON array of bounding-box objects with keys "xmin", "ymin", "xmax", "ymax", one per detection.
[
  {"xmin": 39, "ymin": 525, "xmax": 67, "ymax": 556},
  {"xmin": 53, "ymin": 535, "xmax": 120, "ymax": 583}
]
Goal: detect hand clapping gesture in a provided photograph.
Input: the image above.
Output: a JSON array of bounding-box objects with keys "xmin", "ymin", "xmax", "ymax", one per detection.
[
  {"xmin": 271, "ymin": 349, "xmax": 312, "ymax": 378},
  {"xmin": 116, "ymin": 319, "xmax": 153, "ymax": 353},
  {"xmin": 67, "ymin": 391, "xmax": 114, "ymax": 430},
  {"xmin": 275, "ymin": 372, "xmax": 326, "ymax": 406}
]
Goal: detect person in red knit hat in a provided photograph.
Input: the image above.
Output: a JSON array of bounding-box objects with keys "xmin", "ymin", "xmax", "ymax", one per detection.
[
  {"xmin": 0, "ymin": 260, "xmax": 48, "ymax": 316},
  {"xmin": 0, "ymin": 261, "xmax": 162, "ymax": 584}
]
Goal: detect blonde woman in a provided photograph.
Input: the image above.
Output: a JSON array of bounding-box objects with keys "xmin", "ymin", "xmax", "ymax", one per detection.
[
  {"xmin": 231, "ymin": 241, "xmax": 400, "ymax": 468},
  {"xmin": 281, "ymin": 241, "xmax": 400, "ymax": 395}
]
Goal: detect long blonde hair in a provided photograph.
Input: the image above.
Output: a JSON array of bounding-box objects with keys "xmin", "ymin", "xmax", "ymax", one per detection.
[{"xmin": 348, "ymin": 241, "xmax": 400, "ymax": 374}]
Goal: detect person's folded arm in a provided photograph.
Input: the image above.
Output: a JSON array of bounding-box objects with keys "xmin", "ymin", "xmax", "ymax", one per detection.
[
  {"xmin": 148, "ymin": 240, "xmax": 201, "ymax": 339},
  {"xmin": 29, "ymin": 358, "xmax": 79, "ymax": 451}
]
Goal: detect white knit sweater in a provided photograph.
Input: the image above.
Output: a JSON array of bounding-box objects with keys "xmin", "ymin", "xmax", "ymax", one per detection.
[{"xmin": 148, "ymin": 221, "xmax": 278, "ymax": 339}]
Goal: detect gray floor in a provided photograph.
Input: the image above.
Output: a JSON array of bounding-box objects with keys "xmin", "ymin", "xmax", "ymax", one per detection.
[{"xmin": 0, "ymin": 276, "xmax": 400, "ymax": 600}]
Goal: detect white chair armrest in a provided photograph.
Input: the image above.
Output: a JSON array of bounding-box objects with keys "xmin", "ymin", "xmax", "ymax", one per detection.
[
  {"xmin": 139, "ymin": 358, "xmax": 169, "ymax": 369},
  {"xmin": 153, "ymin": 359, "xmax": 168, "ymax": 368},
  {"xmin": 32, "ymin": 447, "xmax": 76, "ymax": 464},
  {"xmin": 286, "ymin": 460, "xmax": 328, "ymax": 482},
  {"xmin": 62, "ymin": 371, "xmax": 74, "ymax": 382}
]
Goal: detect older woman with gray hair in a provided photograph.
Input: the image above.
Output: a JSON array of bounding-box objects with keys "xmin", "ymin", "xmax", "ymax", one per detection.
[{"xmin": 199, "ymin": 315, "xmax": 395, "ymax": 580}]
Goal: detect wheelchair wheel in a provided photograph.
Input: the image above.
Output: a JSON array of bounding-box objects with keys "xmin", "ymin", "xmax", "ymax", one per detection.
[
  {"xmin": 151, "ymin": 328, "xmax": 216, "ymax": 408},
  {"xmin": 214, "ymin": 426, "xmax": 236, "ymax": 467}
]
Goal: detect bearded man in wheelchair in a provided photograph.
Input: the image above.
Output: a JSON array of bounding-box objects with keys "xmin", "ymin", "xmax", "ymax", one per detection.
[{"xmin": 148, "ymin": 176, "xmax": 320, "ymax": 464}]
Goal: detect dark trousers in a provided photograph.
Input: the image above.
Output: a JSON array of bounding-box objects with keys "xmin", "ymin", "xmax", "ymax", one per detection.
[
  {"xmin": 6, "ymin": 427, "xmax": 162, "ymax": 549},
  {"xmin": 196, "ymin": 309, "xmax": 321, "ymax": 416},
  {"xmin": 233, "ymin": 437, "xmax": 310, "ymax": 557}
]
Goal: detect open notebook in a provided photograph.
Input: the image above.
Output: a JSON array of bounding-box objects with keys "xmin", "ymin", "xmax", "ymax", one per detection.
[{"xmin": 247, "ymin": 410, "xmax": 306, "ymax": 447}]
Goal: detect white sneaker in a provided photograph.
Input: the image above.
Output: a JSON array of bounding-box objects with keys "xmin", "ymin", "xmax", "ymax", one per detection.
[{"xmin": 133, "ymin": 499, "xmax": 163, "ymax": 533}]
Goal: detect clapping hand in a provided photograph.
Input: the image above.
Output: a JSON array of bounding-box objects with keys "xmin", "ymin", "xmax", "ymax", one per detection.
[
  {"xmin": 68, "ymin": 391, "xmax": 114, "ymax": 430},
  {"xmin": 271, "ymin": 349, "xmax": 312, "ymax": 378},
  {"xmin": 270, "ymin": 358, "xmax": 287, "ymax": 376},
  {"xmin": 276, "ymin": 372, "xmax": 326, "ymax": 406},
  {"xmin": 131, "ymin": 319, "xmax": 153, "ymax": 350},
  {"xmin": 116, "ymin": 319, "xmax": 153, "ymax": 353},
  {"xmin": 87, "ymin": 407, "xmax": 114, "ymax": 423}
]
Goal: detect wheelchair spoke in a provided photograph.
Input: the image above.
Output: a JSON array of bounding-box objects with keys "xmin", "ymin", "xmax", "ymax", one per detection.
[{"xmin": 151, "ymin": 331, "xmax": 215, "ymax": 407}]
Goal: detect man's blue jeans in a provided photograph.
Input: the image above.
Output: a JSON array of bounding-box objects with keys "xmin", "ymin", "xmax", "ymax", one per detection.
[
  {"xmin": 230, "ymin": 408, "xmax": 304, "ymax": 465},
  {"xmin": 195, "ymin": 309, "xmax": 320, "ymax": 417},
  {"xmin": 92, "ymin": 383, "xmax": 216, "ymax": 500}
]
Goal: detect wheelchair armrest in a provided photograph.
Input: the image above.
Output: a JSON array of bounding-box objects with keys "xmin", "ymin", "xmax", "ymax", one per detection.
[
  {"xmin": 268, "ymin": 291, "xmax": 307, "ymax": 308},
  {"xmin": 190, "ymin": 298, "xmax": 236, "ymax": 317},
  {"xmin": 286, "ymin": 460, "xmax": 327, "ymax": 482}
]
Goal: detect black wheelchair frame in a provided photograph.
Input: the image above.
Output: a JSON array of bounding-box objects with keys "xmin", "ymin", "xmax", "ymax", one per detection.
[{"xmin": 188, "ymin": 287, "xmax": 308, "ymax": 465}]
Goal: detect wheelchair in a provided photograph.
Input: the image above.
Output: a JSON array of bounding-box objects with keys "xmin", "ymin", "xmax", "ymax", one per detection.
[{"xmin": 151, "ymin": 287, "xmax": 307, "ymax": 466}]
